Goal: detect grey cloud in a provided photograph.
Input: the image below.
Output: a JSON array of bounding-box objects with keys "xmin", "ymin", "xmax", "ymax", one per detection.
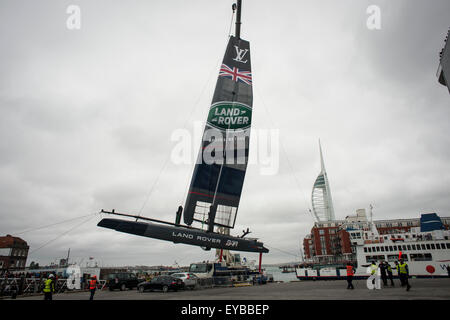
[{"xmin": 1, "ymin": 0, "xmax": 449, "ymax": 266}]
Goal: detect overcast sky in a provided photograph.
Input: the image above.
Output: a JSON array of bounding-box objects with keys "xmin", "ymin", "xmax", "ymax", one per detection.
[{"xmin": 0, "ymin": 0, "xmax": 449, "ymax": 267}]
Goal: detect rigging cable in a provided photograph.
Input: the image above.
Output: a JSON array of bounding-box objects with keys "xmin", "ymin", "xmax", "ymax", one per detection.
[
  {"xmin": 177, "ymin": 56, "xmax": 223, "ymax": 207},
  {"xmin": 264, "ymin": 244, "xmax": 300, "ymax": 258},
  {"xmin": 12, "ymin": 212, "xmax": 97, "ymax": 236},
  {"xmin": 137, "ymin": 5, "xmax": 240, "ymax": 217},
  {"xmin": 28, "ymin": 213, "xmax": 98, "ymax": 256},
  {"xmin": 138, "ymin": 55, "xmax": 223, "ymax": 216},
  {"xmin": 254, "ymin": 86, "xmax": 316, "ymax": 224},
  {"xmin": 228, "ymin": 3, "xmax": 236, "ymax": 37}
]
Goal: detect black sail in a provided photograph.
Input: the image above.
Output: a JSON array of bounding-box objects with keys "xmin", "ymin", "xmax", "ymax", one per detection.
[
  {"xmin": 97, "ymin": 2, "xmax": 269, "ymax": 254},
  {"xmin": 184, "ymin": 35, "xmax": 252, "ymax": 230}
]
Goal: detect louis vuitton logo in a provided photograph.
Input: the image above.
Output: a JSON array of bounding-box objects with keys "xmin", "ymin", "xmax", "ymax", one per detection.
[{"xmin": 233, "ymin": 45, "xmax": 249, "ymax": 64}]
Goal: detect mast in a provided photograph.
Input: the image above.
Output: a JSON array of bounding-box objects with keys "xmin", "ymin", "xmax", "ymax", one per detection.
[
  {"xmin": 207, "ymin": 1, "xmax": 244, "ymax": 233},
  {"xmin": 207, "ymin": 90, "xmax": 237, "ymax": 233},
  {"xmin": 235, "ymin": 0, "xmax": 242, "ymax": 40},
  {"xmin": 184, "ymin": 0, "xmax": 253, "ymax": 233},
  {"xmin": 66, "ymin": 248, "xmax": 70, "ymax": 267}
]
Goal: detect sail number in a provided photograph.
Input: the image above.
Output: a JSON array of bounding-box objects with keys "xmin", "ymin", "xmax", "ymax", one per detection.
[{"xmin": 225, "ymin": 240, "xmax": 239, "ymax": 248}]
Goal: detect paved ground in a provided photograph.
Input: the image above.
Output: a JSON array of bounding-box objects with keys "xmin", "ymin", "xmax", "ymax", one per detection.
[{"xmin": 15, "ymin": 278, "xmax": 450, "ymax": 300}]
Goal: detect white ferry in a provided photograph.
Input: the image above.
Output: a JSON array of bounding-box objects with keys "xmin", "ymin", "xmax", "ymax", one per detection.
[{"xmin": 296, "ymin": 214, "xmax": 450, "ymax": 280}]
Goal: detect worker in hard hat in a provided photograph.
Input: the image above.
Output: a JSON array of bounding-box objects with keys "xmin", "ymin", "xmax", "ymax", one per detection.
[{"xmin": 43, "ymin": 274, "xmax": 55, "ymax": 300}]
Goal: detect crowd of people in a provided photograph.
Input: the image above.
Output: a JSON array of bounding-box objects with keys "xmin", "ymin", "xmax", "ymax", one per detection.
[
  {"xmin": 0, "ymin": 270, "xmax": 69, "ymax": 298},
  {"xmin": 345, "ymin": 258, "xmax": 412, "ymax": 291}
]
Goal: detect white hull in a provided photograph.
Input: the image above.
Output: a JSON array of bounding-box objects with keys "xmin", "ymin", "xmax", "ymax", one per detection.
[{"xmin": 297, "ymin": 237, "xmax": 450, "ymax": 280}]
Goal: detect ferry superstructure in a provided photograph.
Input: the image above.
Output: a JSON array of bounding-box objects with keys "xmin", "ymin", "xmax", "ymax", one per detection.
[{"xmin": 296, "ymin": 212, "xmax": 450, "ymax": 280}]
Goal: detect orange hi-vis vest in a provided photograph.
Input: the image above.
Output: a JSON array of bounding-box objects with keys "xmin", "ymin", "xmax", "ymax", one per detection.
[
  {"xmin": 346, "ymin": 265, "xmax": 354, "ymax": 276},
  {"xmin": 89, "ymin": 279, "xmax": 97, "ymax": 290}
]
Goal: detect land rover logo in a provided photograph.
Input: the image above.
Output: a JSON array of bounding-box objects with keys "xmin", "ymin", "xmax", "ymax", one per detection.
[{"xmin": 207, "ymin": 102, "xmax": 252, "ymax": 131}]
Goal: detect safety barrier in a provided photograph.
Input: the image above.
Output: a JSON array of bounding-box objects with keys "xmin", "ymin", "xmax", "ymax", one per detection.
[
  {"xmin": 0, "ymin": 278, "xmax": 107, "ymax": 298},
  {"xmin": 1, "ymin": 276, "xmax": 262, "ymax": 298}
]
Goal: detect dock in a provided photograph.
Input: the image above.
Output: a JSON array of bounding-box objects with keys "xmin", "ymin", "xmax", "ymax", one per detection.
[{"xmin": 12, "ymin": 278, "xmax": 450, "ymax": 300}]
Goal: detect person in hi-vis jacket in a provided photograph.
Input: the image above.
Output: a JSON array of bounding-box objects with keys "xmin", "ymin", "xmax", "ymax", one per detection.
[{"xmin": 367, "ymin": 261, "xmax": 381, "ymax": 290}]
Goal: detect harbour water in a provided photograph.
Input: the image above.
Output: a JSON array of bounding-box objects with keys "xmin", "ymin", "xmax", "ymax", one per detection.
[{"xmin": 264, "ymin": 266, "xmax": 298, "ymax": 282}]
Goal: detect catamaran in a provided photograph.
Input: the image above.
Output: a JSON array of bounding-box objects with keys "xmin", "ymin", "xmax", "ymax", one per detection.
[{"xmin": 97, "ymin": 1, "xmax": 269, "ymax": 256}]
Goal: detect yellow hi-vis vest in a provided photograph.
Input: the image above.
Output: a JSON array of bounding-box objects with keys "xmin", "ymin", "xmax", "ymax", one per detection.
[
  {"xmin": 370, "ymin": 264, "xmax": 377, "ymax": 275},
  {"xmin": 43, "ymin": 279, "xmax": 54, "ymax": 293},
  {"xmin": 398, "ymin": 263, "xmax": 408, "ymax": 274}
]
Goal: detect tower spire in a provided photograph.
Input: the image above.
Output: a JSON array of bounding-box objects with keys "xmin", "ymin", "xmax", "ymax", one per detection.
[
  {"xmin": 311, "ymin": 139, "xmax": 335, "ymax": 221},
  {"xmin": 319, "ymin": 139, "xmax": 326, "ymax": 172}
]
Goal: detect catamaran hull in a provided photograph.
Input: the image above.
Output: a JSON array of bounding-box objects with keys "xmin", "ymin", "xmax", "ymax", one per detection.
[{"xmin": 97, "ymin": 218, "xmax": 269, "ymax": 253}]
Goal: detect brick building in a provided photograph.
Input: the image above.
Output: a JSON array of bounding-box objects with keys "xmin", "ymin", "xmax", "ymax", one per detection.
[
  {"xmin": 0, "ymin": 234, "xmax": 29, "ymax": 270},
  {"xmin": 303, "ymin": 220, "xmax": 352, "ymax": 265}
]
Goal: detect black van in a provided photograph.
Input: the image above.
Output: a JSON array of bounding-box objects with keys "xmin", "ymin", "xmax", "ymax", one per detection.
[{"xmin": 106, "ymin": 273, "xmax": 140, "ymax": 291}]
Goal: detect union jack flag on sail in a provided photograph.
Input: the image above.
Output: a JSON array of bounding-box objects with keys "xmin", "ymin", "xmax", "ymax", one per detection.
[{"xmin": 219, "ymin": 63, "xmax": 252, "ymax": 85}]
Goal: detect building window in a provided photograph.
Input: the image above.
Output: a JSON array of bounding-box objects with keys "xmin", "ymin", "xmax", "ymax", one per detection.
[
  {"xmin": 387, "ymin": 254, "xmax": 406, "ymax": 262},
  {"xmin": 441, "ymin": 243, "xmax": 446, "ymax": 249},
  {"xmin": 410, "ymin": 253, "xmax": 432, "ymax": 261},
  {"xmin": 364, "ymin": 247, "xmax": 367, "ymax": 253},
  {"xmin": 407, "ymin": 245, "xmax": 411, "ymax": 250},
  {"xmin": 389, "ymin": 246, "xmax": 393, "ymax": 251},
  {"xmin": 421, "ymin": 244, "xmax": 426, "ymax": 250},
  {"xmin": 366, "ymin": 255, "xmax": 385, "ymax": 263},
  {"xmin": 376, "ymin": 247, "xmax": 380, "ymax": 252},
  {"xmin": 412, "ymin": 245, "xmax": 416, "ymax": 250},
  {"xmin": 436, "ymin": 243, "xmax": 441, "ymax": 249},
  {"xmin": 320, "ymin": 236, "xmax": 327, "ymax": 255},
  {"xmin": 319, "ymin": 230, "xmax": 325, "ymax": 235},
  {"xmin": 431, "ymin": 243, "xmax": 435, "ymax": 250},
  {"xmin": 426, "ymin": 244, "xmax": 431, "ymax": 250}
]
